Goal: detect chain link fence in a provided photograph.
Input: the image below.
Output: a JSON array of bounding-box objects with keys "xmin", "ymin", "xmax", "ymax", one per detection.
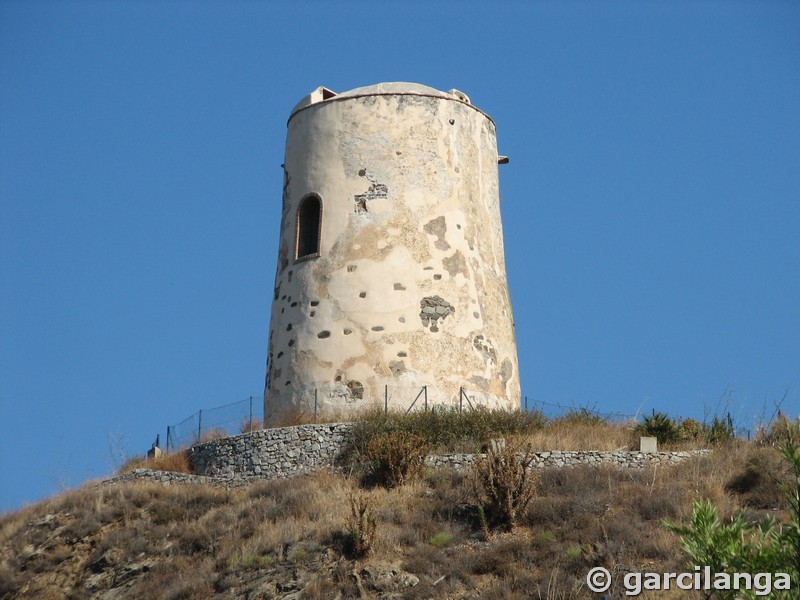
[
  {"xmin": 522, "ymin": 396, "xmax": 637, "ymax": 422},
  {"xmin": 163, "ymin": 389, "xmax": 642, "ymax": 451},
  {"xmin": 166, "ymin": 396, "xmax": 262, "ymax": 451}
]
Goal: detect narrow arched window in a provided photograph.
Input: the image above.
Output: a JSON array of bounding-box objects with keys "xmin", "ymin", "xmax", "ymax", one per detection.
[{"xmin": 295, "ymin": 193, "xmax": 322, "ymax": 261}]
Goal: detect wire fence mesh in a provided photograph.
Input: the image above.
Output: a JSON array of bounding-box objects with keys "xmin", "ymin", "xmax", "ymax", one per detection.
[
  {"xmin": 166, "ymin": 396, "xmax": 262, "ymax": 451},
  {"xmin": 164, "ymin": 389, "xmax": 643, "ymax": 451},
  {"xmin": 522, "ymin": 396, "xmax": 638, "ymax": 422}
]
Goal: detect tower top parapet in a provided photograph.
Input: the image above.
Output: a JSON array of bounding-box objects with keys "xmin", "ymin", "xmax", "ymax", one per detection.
[{"xmin": 289, "ymin": 82, "xmax": 487, "ymax": 123}]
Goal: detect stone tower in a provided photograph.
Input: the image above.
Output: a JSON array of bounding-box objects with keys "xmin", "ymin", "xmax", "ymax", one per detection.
[{"xmin": 264, "ymin": 82, "xmax": 520, "ymax": 422}]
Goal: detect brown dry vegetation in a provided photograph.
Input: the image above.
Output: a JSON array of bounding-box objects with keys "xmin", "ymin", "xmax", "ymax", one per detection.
[
  {"xmin": 1, "ymin": 435, "xmax": 792, "ymax": 600},
  {"xmin": 118, "ymin": 450, "xmax": 192, "ymax": 475}
]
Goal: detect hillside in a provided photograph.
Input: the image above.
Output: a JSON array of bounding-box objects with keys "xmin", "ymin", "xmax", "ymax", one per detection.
[{"xmin": 0, "ymin": 415, "xmax": 793, "ymax": 599}]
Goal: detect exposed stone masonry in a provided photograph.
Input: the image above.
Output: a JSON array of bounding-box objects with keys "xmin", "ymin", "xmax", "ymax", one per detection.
[
  {"xmin": 419, "ymin": 295, "xmax": 454, "ymax": 332},
  {"xmin": 103, "ymin": 423, "xmax": 709, "ymax": 488}
]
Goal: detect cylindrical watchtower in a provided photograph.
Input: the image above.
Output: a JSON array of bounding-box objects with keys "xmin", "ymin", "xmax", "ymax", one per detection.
[{"xmin": 264, "ymin": 82, "xmax": 520, "ymax": 422}]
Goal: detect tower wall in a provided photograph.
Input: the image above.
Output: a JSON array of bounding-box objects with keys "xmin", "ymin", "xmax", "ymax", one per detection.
[{"xmin": 265, "ymin": 83, "xmax": 520, "ymax": 421}]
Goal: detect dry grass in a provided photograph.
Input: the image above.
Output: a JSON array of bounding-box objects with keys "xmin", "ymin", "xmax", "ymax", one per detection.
[
  {"xmin": 364, "ymin": 430, "xmax": 429, "ymax": 487},
  {"xmin": 238, "ymin": 417, "xmax": 264, "ymax": 433},
  {"xmin": 2, "ymin": 430, "xmax": 794, "ymax": 599},
  {"xmin": 117, "ymin": 449, "xmax": 192, "ymax": 475},
  {"xmin": 526, "ymin": 419, "xmax": 637, "ymax": 451},
  {"xmin": 267, "ymin": 403, "xmax": 355, "ymax": 428}
]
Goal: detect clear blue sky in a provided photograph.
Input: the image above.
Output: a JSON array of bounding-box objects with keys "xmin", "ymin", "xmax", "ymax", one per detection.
[{"xmin": 2, "ymin": 1, "xmax": 798, "ymax": 511}]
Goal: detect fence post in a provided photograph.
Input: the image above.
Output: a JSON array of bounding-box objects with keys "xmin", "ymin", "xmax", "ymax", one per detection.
[
  {"xmin": 384, "ymin": 385, "xmax": 388, "ymax": 414},
  {"xmin": 249, "ymin": 396, "xmax": 254, "ymax": 432},
  {"xmin": 424, "ymin": 385, "xmax": 428, "ymax": 411},
  {"xmin": 314, "ymin": 388, "xmax": 318, "ymax": 423},
  {"xmin": 524, "ymin": 395, "xmax": 528, "ymax": 412},
  {"xmin": 197, "ymin": 410, "xmax": 202, "ymax": 444},
  {"xmin": 459, "ymin": 387, "xmax": 463, "ymax": 413}
]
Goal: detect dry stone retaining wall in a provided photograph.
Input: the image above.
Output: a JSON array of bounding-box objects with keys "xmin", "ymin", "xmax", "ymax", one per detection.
[
  {"xmin": 103, "ymin": 469, "xmax": 220, "ymax": 487},
  {"xmin": 104, "ymin": 423, "xmax": 709, "ymax": 487},
  {"xmin": 427, "ymin": 449, "xmax": 708, "ymax": 471},
  {"xmin": 189, "ymin": 423, "xmax": 352, "ymax": 481}
]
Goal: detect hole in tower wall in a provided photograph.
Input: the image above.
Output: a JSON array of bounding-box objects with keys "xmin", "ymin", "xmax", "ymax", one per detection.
[
  {"xmin": 318, "ymin": 331, "xmax": 331, "ymax": 339},
  {"xmin": 347, "ymin": 380, "xmax": 364, "ymax": 399},
  {"xmin": 295, "ymin": 194, "xmax": 322, "ymax": 260}
]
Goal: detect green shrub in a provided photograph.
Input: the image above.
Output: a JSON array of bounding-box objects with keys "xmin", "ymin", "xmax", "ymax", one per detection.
[
  {"xmin": 637, "ymin": 412, "xmax": 680, "ymax": 445},
  {"xmin": 346, "ymin": 406, "xmax": 545, "ymax": 459},
  {"xmin": 677, "ymin": 417, "xmax": 704, "ymax": 442},
  {"xmin": 704, "ymin": 413, "xmax": 735, "ymax": 444},
  {"xmin": 665, "ymin": 418, "xmax": 800, "ymax": 598},
  {"xmin": 557, "ymin": 407, "xmax": 608, "ymax": 426}
]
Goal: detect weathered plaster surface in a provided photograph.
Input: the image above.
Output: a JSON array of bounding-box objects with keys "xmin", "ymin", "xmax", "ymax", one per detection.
[{"xmin": 265, "ymin": 83, "xmax": 521, "ymax": 422}]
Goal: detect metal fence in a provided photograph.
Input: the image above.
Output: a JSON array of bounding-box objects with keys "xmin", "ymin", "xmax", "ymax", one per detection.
[
  {"xmin": 277, "ymin": 383, "xmax": 512, "ymax": 419},
  {"xmin": 160, "ymin": 388, "xmax": 793, "ymax": 451},
  {"xmin": 522, "ymin": 397, "xmax": 637, "ymax": 422},
  {"xmin": 163, "ymin": 388, "xmax": 640, "ymax": 451},
  {"xmin": 166, "ymin": 396, "xmax": 262, "ymax": 451}
]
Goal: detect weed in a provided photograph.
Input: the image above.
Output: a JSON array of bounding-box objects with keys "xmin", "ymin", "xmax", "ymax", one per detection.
[
  {"xmin": 428, "ymin": 532, "xmax": 452, "ymax": 548},
  {"xmin": 343, "ymin": 406, "xmax": 546, "ymax": 466},
  {"xmin": 118, "ymin": 450, "xmax": 192, "ymax": 475},
  {"xmin": 239, "ymin": 417, "xmax": 264, "ymax": 434},
  {"xmin": 536, "ymin": 529, "xmax": 555, "ymax": 544},
  {"xmin": 289, "ymin": 544, "xmax": 310, "ymax": 562},
  {"xmin": 705, "ymin": 413, "xmax": 735, "ymax": 444},
  {"xmin": 198, "ymin": 427, "xmax": 229, "ymax": 444},
  {"xmin": 559, "ymin": 407, "xmax": 608, "ymax": 425},
  {"xmin": 365, "ymin": 430, "xmax": 428, "ymax": 487},
  {"xmin": 344, "ymin": 490, "xmax": 377, "ymax": 558},
  {"xmin": 472, "ymin": 439, "xmax": 539, "ymax": 531}
]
